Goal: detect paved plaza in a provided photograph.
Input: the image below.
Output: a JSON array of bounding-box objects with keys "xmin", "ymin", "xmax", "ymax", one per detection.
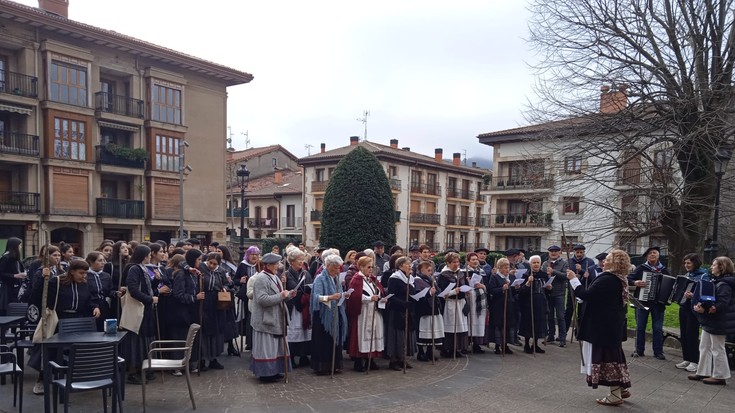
[{"xmin": 1, "ymin": 338, "xmax": 733, "ymax": 413}]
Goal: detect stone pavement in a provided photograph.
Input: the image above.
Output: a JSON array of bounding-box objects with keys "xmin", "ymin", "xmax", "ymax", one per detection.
[{"xmin": 1, "ymin": 338, "xmax": 733, "ymax": 413}]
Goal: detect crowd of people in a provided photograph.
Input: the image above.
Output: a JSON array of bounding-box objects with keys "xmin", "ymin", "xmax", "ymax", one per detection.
[{"xmin": 1, "ymin": 236, "xmax": 734, "ymax": 405}]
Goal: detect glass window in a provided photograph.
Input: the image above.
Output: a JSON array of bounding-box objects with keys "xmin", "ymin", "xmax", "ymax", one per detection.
[
  {"xmin": 151, "ymin": 83, "xmax": 183, "ymax": 124},
  {"xmin": 154, "ymin": 134, "xmax": 181, "ymax": 172},
  {"xmin": 564, "ymin": 156, "xmax": 582, "ymax": 174},
  {"xmin": 53, "ymin": 117, "xmax": 87, "ymax": 160},
  {"xmin": 50, "ymin": 61, "xmax": 87, "ymax": 106}
]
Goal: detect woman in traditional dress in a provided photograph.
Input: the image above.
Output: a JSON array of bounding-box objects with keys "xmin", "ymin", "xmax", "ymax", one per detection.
[
  {"xmin": 107, "ymin": 240, "xmax": 130, "ymax": 322},
  {"xmin": 346, "ymin": 256, "xmax": 384, "ymax": 372},
  {"xmin": 488, "ymin": 257, "xmax": 518, "ymax": 355},
  {"xmin": 284, "ymin": 247, "xmax": 313, "ymax": 368},
  {"xmin": 235, "ymin": 245, "xmax": 260, "ymax": 351},
  {"xmin": 438, "ymin": 252, "xmax": 468, "ymax": 358},
  {"xmin": 519, "ymin": 255, "xmax": 548, "ymax": 354},
  {"xmin": 566, "ymin": 249, "xmax": 632, "ymax": 406},
  {"xmin": 0, "ymin": 237, "xmax": 27, "ymax": 314},
  {"xmin": 675, "ymin": 253, "xmax": 707, "ymax": 372},
  {"xmin": 218, "ymin": 245, "xmax": 240, "ymax": 356},
  {"xmin": 414, "ymin": 260, "xmax": 442, "ymax": 361},
  {"xmin": 200, "ymin": 252, "xmax": 229, "ymax": 370},
  {"xmin": 464, "ymin": 252, "xmax": 488, "ymax": 353},
  {"xmin": 86, "ymin": 251, "xmax": 115, "ymax": 331},
  {"xmin": 249, "ymin": 253, "xmax": 295, "ymax": 382},
  {"xmin": 310, "ymin": 252, "xmax": 349, "ymax": 375},
  {"xmin": 170, "ymin": 249, "xmax": 204, "ymax": 374},
  {"xmin": 386, "ymin": 256, "xmax": 417, "ymax": 370}
]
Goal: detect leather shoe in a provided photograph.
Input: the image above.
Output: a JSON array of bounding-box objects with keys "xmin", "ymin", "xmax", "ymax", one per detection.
[
  {"xmin": 654, "ymin": 353, "xmax": 666, "ymax": 360},
  {"xmin": 631, "ymin": 351, "xmax": 643, "ymax": 358},
  {"xmin": 702, "ymin": 378, "xmax": 726, "ymax": 385},
  {"xmin": 524, "ymin": 345, "xmax": 533, "ymax": 354},
  {"xmin": 369, "ymin": 360, "xmax": 380, "ymax": 370},
  {"xmin": 472, "ymin": 344, "xmax": 485, "ymax": 354},
  {"xmin": 688, "ymin": 374, "xmax": 708, "ymax": 381},
  {"xmin": 504, "ymin": 346, "xmax": 514, "ymax": 355},
  {"xmin": 209, "ymin": 359, "xmax": 225, "ymax": 370},
  {"xmin": 534, "ymin": 346, "xmax": 546, "ymax": 354}
]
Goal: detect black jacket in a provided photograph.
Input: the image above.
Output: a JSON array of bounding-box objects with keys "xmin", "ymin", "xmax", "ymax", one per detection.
[
  {"xmin": 627, "ymin": 261, "xmax": 670, "ymax": 305},
  {"xmin": 573, "ymin": 272, "xmax": 627, "ymax": 346},
  {"xmin": 697, "ymin": 274, "xmax": 735, "ymax": 335}
]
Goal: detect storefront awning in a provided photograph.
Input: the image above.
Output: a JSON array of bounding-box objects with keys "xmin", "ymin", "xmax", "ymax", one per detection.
[{"xmin": 97, "ymin": 120, "xmax": 140, "ymax": 132}]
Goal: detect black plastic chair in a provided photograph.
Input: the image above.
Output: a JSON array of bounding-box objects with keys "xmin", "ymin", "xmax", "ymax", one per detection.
[
  {"xmin": 57, "ymin": 317, "xmax": 97, "ymax": 335},
  {"xmin": 49, "ymin": 342, "xmax": 121, "ymax": 413},
  {"xmin": 1, "ymin": 303, "xmax": 29, "ymax": 344},
  {"xmin": 0, "ymin": 344, "xmax": 23, "ymax": 413}
]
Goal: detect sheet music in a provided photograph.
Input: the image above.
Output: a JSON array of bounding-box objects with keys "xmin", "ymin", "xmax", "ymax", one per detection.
[
  {"xmin": 511, "ymin": 278, "xmax": 525, "ymax": 287},
  {"xmin": 515, "ymin": 269, "xmax": 528, "ymax": 278},
  {"xmin": 294, "ymin": 276, "xmax": 305, "ymax": 291},
  {"xmin": 410, "ymin": 288, "xmax": 430, "ymax": 301},
  {"xmin": 337, "ymin": 288, "xmax": 354, "ymax": 306},
  {"xmin": 438, "ymin": 282, "xmax": 456, "ymax": 298},
  {"xmin": 339, "ymin": 271, "xmax": 347, "ymax": 285},
  {"xmin": 469, "ymin": 273, "xmax": 483, "ymax": 286},
  {"xmin": 459, "ymin": 285, "xmax": 473, "ymax": 293},
  {"xmin": 378, "ymin": 293, "xmax": 394, "ymax": 309},
  {"xmin": 544, "ymin": 276, "xmax": 555, "ymax": 288}
]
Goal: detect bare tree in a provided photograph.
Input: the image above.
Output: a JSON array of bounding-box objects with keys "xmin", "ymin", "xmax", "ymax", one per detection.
[{"xmin": 525, "ymin": 0, "xmax": 735, "ymax": 270}]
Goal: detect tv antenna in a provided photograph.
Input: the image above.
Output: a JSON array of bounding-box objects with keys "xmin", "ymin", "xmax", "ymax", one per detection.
[
  {"xmin": 304, "ymin": 144, "xmax": 314, "ymax": 155},
  {"xmin": 227, "ymin": 126, "xmax": 235, "ymax": 151},
  {"xmin": 242, "ymin": 131, "xmax": 250, "ymax": 149},
  {"xmin": 357, "ymin": 110, "xmax": 370, "ymax": 141},
  {"xmin": 462, "ymin": 149, "xmax": 467, "ymax": 166}
]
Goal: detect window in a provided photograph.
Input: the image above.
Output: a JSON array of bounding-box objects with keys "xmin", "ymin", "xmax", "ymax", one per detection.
[
  {"xmin": 50, "ymin": 61, "xmax": 87, "ymax": 106},
  {"xmin": 653, "ymin": 149, "xmax": 673, "ymax": 169},
  {"xmin": 328, "ymin": 167, "xmax": 335, "ymax": 178},
  {"xmin": 505, "ymin": 236, "xmax": 541, "ymax": 253},
  {"xmin": 0, "ymin": 56, "xmax": 7, "ymax": 92},
  {"xmin": 563, "ymin": 196, "xmax": 580, "ymax": 215},
  {"xmin": 54, "ymin": 117, "xmax": 87, "ymax": 160},
  {"xmin": 154, "ymin": 134, "xmax": 181, "ymax": 172},
  {"xmin": 315, "ymin": 168, "xmax": 326, "ymax": 181},
  {"xmin": 272, "ymin": 158, "xmax": 277, "ymax": 167},
  {"xmin": 151, "ymin": 83, "xmax": 182, "ymax": 124},
  {"xmin": 411, "ymin": 170, "xmax": 422, "ymax": 185},
  {"xmin": 388, "ymin": 165, "xmax": 397, "ymax": 178},
  {"xmin": 564, "ymin": 156, "xmax": 582, "ymax": 174}
]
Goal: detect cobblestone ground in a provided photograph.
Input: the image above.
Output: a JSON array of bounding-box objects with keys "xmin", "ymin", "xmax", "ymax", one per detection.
[{"xmin": 1, "ymin": 338, "xmax": 733, "ymax": 413}]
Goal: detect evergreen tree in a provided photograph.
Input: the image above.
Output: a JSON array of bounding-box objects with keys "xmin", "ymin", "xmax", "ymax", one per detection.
[{"xmin": 320, "ymin": 146, "xmax": 396, "ymax": 253}]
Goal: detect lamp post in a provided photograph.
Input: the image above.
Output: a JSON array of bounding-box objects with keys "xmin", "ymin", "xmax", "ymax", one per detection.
[
  {"xmin": 178, "ymin": 140, "xmax": 191, "ymax": 241},
  {"xmin": 704, "ymin": 146, "xmax": 732, "ymax": 263},
  {"xmin": 237, "ymin": 164, "xmax": 250, "ymax": 259}
]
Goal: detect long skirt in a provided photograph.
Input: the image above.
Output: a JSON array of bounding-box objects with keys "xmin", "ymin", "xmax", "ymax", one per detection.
[
  {"xmin": 250, "ymin": 330, "xmax": 291, "ymax": 377},
  {"xmin": 467, "ymin": 290, "xmax": 487, "ymax": 338},
  {"xmin": 581, "ymin": 341, "xmax": 631, "ymax": 389},
  {"xmin": 418, "ymin": 315, "xmax": 444, "ymax": 346},
  {"xmin": 122, "ymin": 331, "xmax": 154, "ymax": 372},
  {"xmin": 384, "ymin": 311, "xmax": 416, "ymax": 359},
  {"xmin": 443, "ymin": 298, "xmax": 468, "ymax": 333},
  {"xmin": 310, "ymin": 311, "xmax": 343, "ymax": 374},
  {"xmin": 287, "ymin": 306, "xmax": 312, "ymax": 343},
  {"xmin": 202, "ymin": 332, "xmax": 224, "ymax": 360}
]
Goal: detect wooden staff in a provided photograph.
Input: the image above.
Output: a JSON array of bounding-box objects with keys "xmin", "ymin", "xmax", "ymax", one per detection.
[
  {"xmin": 530, "ymin": 276, "xmax": 536, "ymax": 358},
  {"xmin": 330, "ymin": 290, "xmax": 338, "ymax": 380},
  {"xmin": 281, "ymin": 280, "xmax": 289, "ymax": 384},
  {"xmin": 117, "ymin": 252, "xmax": 123, "ymax": 323},
  {"xmin": 430, "ymin": 275, "xmax": 436, "ymax": 365},
  {"xmin": 403, "ymin": 272, "xmax": 410, "ymax": 374},
  {"xmin": 40, "ymin": 233, "xmax": 51, "ymax": 340},
  {"xmin": 452, "ymin": 281, "xmax": 458, "ymax": 361},
  {"xmin": 502, "ymin": 282, "xmax": 508, "ymax": 358},
  {"xmin": 366, "ymin": 277, "xmax": 377, "ymax": 374},
  {"xmin": 561, "ymin": 224, "xmax": 583, "ymax": 363},
  {"xmin": 198, "ymin": 271, "xmax": 204, "ymax": 377},
  {"xmin": 465, "ymin": 266, "xmax": 472, "ymax": 353}
]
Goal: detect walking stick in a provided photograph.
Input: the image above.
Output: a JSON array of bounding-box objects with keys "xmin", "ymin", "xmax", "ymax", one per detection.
[
  {"xmin": 281, "ymin": 285, "xmax": 289, "ymax": 384},
  {"xmin": 530, "ymin": 277, "xmax": 536, "ymax": 358},
  {"xmin": 430, "ymin": 276, "xmax": 436, "ymax": 365},
  {"xmin": 453, "ymin": 284, "xmax": 458, "ymax": 361},
  {"xmin": 403, "ymin": 273, "xmax": 410, "ymax": 374},
  {"xmin": 198, "ymin": 272, "xmax": 204, "ymax": 377},
  {"xmin": 117, "ymin": 253, "xmax": 123, "ymax": 323},
  {"xmin": 502, "ymin": 284, "xmax": 508, "ymax": 358},
  {"xmin": 155, "ymin": 303, "xmax": 164, "ymax": 381},
  {"xmin": 561, "ymin": 224, "xmax": 584, "ymax": 365},
  {"xmin": 330, "ymin": 294, "xmax": 338, "ymax": 380},
  {"xmin": 465, "ymin": 267, "xmax": 472, "ymax": 353},
  {"xmin": 367, "ymin": 278, "xmax": 377, "ymax": 374}
]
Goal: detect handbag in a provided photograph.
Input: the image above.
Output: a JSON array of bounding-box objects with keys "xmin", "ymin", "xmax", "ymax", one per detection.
[
  {"xmin": 32, "ymin": 278, "xmax": 60, "ymax": 343},
  {"xmin": 218, "ymin": 290, "xmax": 233, "ymax": 310}
]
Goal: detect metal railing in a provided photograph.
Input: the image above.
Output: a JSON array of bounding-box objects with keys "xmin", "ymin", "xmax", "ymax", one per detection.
[
  {"xmin": 489, "ymin": 212, "xmax": 552, "ymax": 228},
  {"xmin": 476, "ymin": 214, "xmax": 491, "ymax": 227},
  {"xmin": 226, "ymin": 208, "xmax": 248, "ymax": 218},
  {"xmin": 410, "ymin": 182, "xmax": 442, "ymax": 196},
  {"xmin": 446, "ymin": 188, "xmax": 475, "ymax": 200},
  {"xmin": 446, "ymin": 215, "xmax": 472, "ymax": 226},
  {"xmin": 96, "ymin": 145, "xmax": 146, "ymax": 168},
  {"xmin": 96, "ymin": 198, "xmax": 145, "ymax": 219},
  {"xmin": 0, "ymin": 69, "xmax": 38, "ymax": 98},
  {"xmin": 390, "ymin": 178, "xmax": 401, "ymax": 191},
  {"xmin": 409, "ymin": 213, "xmax": 441, "ymax": 224},
  {"xmin": 486, "ymin": 175, "xmax": 555, "ymax": 190},
  {"xmin": 94, "ymin": 92, "xmax": 145, "ymax": 118},
  {"xmin": 282, "ymin": 216, "xmax": 303, "ymax": 228},
  {"xmin": 311, "ymin": 181, "xmax": 329, "ymax": 192},
  {"xmin": 248, "ymin": 218, "xmax": 278, "ymax": 228},
  {"xmin": 0, "ymin": 132, "xmax": 40, "ymax": 156},
  {"xmin": 0, "ymin": 191, "xmax": 40, "ymax": 213}
]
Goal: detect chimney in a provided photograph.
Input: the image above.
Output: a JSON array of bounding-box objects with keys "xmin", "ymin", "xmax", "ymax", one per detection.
[
  {"xmin": 472, "ymin": 161, "xmax": 477, "ymax": 168},
  {"xmin": 350, "ymin": 136, "xmax": 359, "ymax": 146},
  {"xmin": 390, "ymin": 139, "xmax": 398, "ymax": 149},
  {"xmin": 434, "ymin": 148, "xmax": 443, "ymax": 162},
  {"xmin": 39, "ymin": 0, "xmax": 69, "ymax": 18},
  {"xmin": 274, "ymin": 170, "xmax": 283, "ymax": 185},
  {"xmin": 452, "ymin": 153, "xmax": 461, "ymax": 166},
  {"xmin": 320, "ymin": 143, "xmax": 326, "ymax": 153},
  {"xmin": 402, "ymin": 147, "xmax": 410, "ymax": 151},
  {"xmin": 600, "ymin": 83, "xmax": 628, "ymax": 114}
]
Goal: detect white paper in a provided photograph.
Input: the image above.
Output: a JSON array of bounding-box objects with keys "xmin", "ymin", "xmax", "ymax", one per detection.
[
  {"xmin": 511, "ymin": 278, "xmax": 525, "ymax": 287},
  {"xmin": 378, "ymin": 293, "xmax": 394, "ymax": 309},
  {"xmin": 337, "ymin": 288, "xmax": 354, "ymax": 306},
  {"xmin": 410, "ymin": 288, "xmax": 430, "ymax": 301},
  {"xmin": 515, "ymin": 269, "xmax": 528, "ymax": 278},
  {"xmin": 294, "ymin": 276, "xmax": 305, "ymax": 290},
  {"xmin": 339, "ymin": 272, "xmax": 347, "ymax": 285},
  {"xmin": 544, "ymin": 276, "xmax": 555, "ymax": 288},
  {"xmin": 438, "ymin": 282, "xmax": 456, "ymax": 298},
  {"xmin": 459, "ymin": 285, "xmax": 473, "ymax": 293},
  {"xmin": 469, "ymin": 273, "xmax": 483, "ymax": 286}
]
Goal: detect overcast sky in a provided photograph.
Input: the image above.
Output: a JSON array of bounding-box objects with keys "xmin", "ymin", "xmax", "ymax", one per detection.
[{"xmin": 19, "ymin": 0, "xmax": 537, "ymax": 160}]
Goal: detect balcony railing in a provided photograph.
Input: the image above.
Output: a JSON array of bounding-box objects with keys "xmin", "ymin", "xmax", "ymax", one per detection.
[
  {"xmin": 444, "ymin": 242, "xmax": 470, "ymax": 252},
  {"xmin": 94, "ymin": 92, "xmax": 145, "ymax": 118},
  {"xmin": 616, "ymin": 169, "xmax": 642, "ymax": 186},
  {"xmin": 312, "ymin": 181, "xmax": 329, "ymax": 192},
  {"xmin": 446, "ymin": 215, "xmax": 472, "ymax": 226},
  {"xmin": 96, "ymin": 198, "xmax": 144, "ymax": 219},
  {"xmin": 489, "ymin": 212, "xmax": 552, "ymax": 228},
  {"xmin": 310, "ymin": 210, "xmax": 322, "ymax": 221},
  {"xmin": 410, "ymin": 182, "xmax": 442, "ymax": 196},
  {"xmin": 226, "ymin": 208, "xmax": 248, "ymax": 218},
  {"xmin": 0, "ymin": 69, "xmax": 38, "ymax": 98},
  {"xmin": 409, "ymin": 213, "xmax": 441, "ymax": 224},
  {"xmin": 446, "ymin": 188, "xmax": 475, "ymax": 200},
  {"xmin": 0, "ymin": 132, "xmax": 40, "ymax": 156},
  {"xmin": 390, "ymin": 178, "xmax": 401, "ymax": 191},
  {"xmin": 282, "ymin": 216, "xmax": 303, "ymax": 228},
  {"xmin": 0, "ymin": 191, "xmax": 40, "ymax": 213},
  {"xmin": 96, "ymin": 145, "xmax": 146, "ymax": 169},
  {"xmin": 476, "ymin": 214, "xmax": 491, "ymax": 227},
  {"xmin": 248, "ymin": 218, "xmax": 278, "ymax": 228},
  {"xmin": 486, "ymin": 175, "xmax": 555, "ymax": 190}
]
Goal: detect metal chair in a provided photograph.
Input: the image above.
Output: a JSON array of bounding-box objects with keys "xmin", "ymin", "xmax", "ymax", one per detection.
[
  {"xmin": 141, "ymin": 323, "xmax": 201, "ymax": 412},
  {"xmin": 0, "ymin": 344, "xmax": 23, "ymax": 413},
  {"xmin": 48, "ymin": 342, "xmax": 121, "ymax": 413},
  {"xmin": 57, "ymin": 317, "xmax": 97, "ymax": 334}
]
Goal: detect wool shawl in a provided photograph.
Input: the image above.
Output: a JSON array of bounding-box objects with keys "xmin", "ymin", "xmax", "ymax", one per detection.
[{"xmin": 310, "ymin": 268, "xmax": 348, "ymax": 343}]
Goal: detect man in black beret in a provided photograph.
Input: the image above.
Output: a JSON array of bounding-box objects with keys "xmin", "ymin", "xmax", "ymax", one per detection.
[
  {"xmin": 373, "ymin": 241, "xmax": 390, "ymax": 273},
  {"xmin": 565, "ymin": 244, "xmax": 597, "ymax": 338},
  {"xmin": 542, "ymin": 245, "xmax": 569, "ymax": 347},
  {"xmin": 627, "ymin": 246, "xmax": 670, "ymax": 359}
]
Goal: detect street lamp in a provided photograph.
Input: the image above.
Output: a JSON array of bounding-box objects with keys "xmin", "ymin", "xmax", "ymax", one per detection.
[
  {"xmin": 178, "ymin": 140, "xmax": 191, "ymax": 240},
  {"xmin": 704, "ymin": 146, "xmax": 732, "ymax": 262},
  {"xmin": 237, "ymin": 164, "xmax": 250, "ymax": 259}
]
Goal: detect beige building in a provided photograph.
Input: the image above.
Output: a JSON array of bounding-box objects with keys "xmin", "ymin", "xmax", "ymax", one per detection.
[
  {"xmin": 0, "ymin": 0, "xmax": 252, "ymax": 256},
  {"xmin": 299, "ymin": 137, "xmax": 491, "ymax": 252}
]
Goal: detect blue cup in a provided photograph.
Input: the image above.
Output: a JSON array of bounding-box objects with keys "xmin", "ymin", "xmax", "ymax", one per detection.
[{"xmin": 105, "ymin": 319, "xmax": 117, "ymax": 334}]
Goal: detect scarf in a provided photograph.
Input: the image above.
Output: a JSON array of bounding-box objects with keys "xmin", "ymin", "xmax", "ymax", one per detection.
[
  {"xmin": 611, "ymin": 271, "xmax": 629, "ymax": 306},
  {"xmin": 389, "ymin": 269, "xmax": 414, "ymax": 286},
  {"xmin": 310, "ymin": 268, "xmax": 347, "ymax": 343}
]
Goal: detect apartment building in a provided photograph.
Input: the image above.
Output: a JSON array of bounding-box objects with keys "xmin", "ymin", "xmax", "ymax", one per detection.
[
  {"xmin": 0, "ymin": 0, "xmax": 252, "ymax": 256},
  {"xmin": 299, "ymin": 137, "xmax": 491, "ymax": 252}
]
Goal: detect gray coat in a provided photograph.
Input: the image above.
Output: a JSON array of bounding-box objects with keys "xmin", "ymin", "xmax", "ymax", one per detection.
[
  {"xmin": 541, "ymin": 258, "xmax": 569, "ymax": 297},
  {"xmin": 249, "ymin": 271, "xmax": 287, "ymax": 336}
]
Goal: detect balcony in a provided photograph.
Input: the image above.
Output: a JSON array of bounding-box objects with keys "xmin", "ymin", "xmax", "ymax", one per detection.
[
  {"xmin": 0, "ymin": 69, "xmax": 38, "ymax": 98},
  {"xmin": 282, "ymin": 216, "xmax": 303, "ymax": 228},
  {"xmin": 390, "ymin": 178, "xmax": 401, "ymax": 191},
  {"xmin": 0, "ymin": 191, "xmax": 40, "ymax": 213},
  {"xmin": 226, "ymin": 208, "xmax": 248, "ymax": 218},
  {"xmin": 476, "ymin": 214, "xmax": 491, "ymax": 227},
  {"xmin": 409, "ymin": 213, "xmax": 441, "ymax": 225},
  {"xmin": 94, "ymin": 92, "xmax": 145, "ymax": 118},
  {"xmin": 0, "ymin": 132, "xmax": 40, "ymax": 156},
  {"xmin": 444, "ymin": 242, "xmax": 470, "ymax": 252},
  {"xmin": 312, "ymin": 180, "xmax": 329, "ymax": 192},
  {"xmin": 446, "ymin": 215, "xmax": 472, "ymax": 226},
  {"xmin": 616, "ymin": 169, "xmax": 642, "ymax": 186},
  {"xmin": 485, "ymin": 175, "xmax": 554, "ymax": 191},
  {"xmin": 96, "ymin": 145, "xmax": 146, "ymax": 169},
  {"xmin": 96, "ymin": 198, "xmax": 144, "ymax": 219},
  {"xmin": 489, "ymin": 212, "xmax": 552, "ymax": 228},
  {"xmin": 310, "ymin": 210, "xmax": 322, "ymax": 221},
  {"xmin": 248, "ymin": 218, "xmax": 278, "ymax": 228},
  {"xmin": 446, "ymin": 188, "xmax": 475, "ymax": 201},
  {"xmin": 394, "ymin": 210, "xmax": 401, "ymax": 222},
  {"xmin": 410, "ymin": 182, "xmax": 442, "ymax": 196}
]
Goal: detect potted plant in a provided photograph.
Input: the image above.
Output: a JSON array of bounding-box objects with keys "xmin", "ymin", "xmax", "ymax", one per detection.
[{"xmin": 105, "ymin": 143, "xmax": 148, "ymax": 163}]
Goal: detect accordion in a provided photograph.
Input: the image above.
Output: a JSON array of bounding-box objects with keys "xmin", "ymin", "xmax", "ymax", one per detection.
[
  {"xmin": 636, "ymin": 271, "xmax": 677, "ymax": 305},
  {"xmin": 671, "ymin": 276, "xmax": 696, "ymax": 305}
]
